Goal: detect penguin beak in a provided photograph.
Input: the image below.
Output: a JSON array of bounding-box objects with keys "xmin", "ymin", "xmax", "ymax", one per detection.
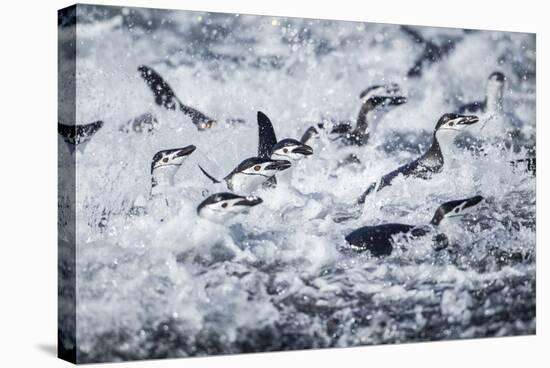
[
  {"xmin": 175, "ymin": 145, "xmax": 197, "ymax": 157},
  {"xmin": 235, "ymin": 196, "xmax": 263, "ymax": 207},
  {"xmin": 458, "ymin": 115, "xmax": 479, "ymax": 126},
  {"xmin": 266, "ymin": 160, "xmax": 292, "ymax": 171},
  {"xmin": 292, "ymin": 145, "xmax": 314, "ymax": 156}
]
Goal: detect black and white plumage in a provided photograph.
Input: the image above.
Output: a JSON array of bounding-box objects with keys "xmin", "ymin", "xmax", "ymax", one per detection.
[
  {"xmin": 345, "ymin": 195, "xmax": 484, "ymax": 257},
  {"xmin": 458, "ymin": 72, "xmax": 505, "ymax": 115},
  {"xmin": 150, "ymin": 145, "xmax": 197, "ymax": 194},
  {"xmin": 138, "ymin": 65, "xmax": 217, "ymax": 130},
  {"xmin": 328, "ymin": 83, "xmax": 407, "ymax": 146},
  {"xmin": 58, "ymin": 120, "xmax": 104, "ymax": 152},
  {"xmin": 258, "ymin": 111, "xmax": 314, "ymax": 161},
  {"xmin": 199, "ymin": 157, "xmax": 291, "ymax": 194},
  {"xmin": 197, "ymin": 192, "xmax": 263, "ymax": 223},
  {"xmin": 357, "ymin": 113, "xmax": 479, "ymax": 203}
]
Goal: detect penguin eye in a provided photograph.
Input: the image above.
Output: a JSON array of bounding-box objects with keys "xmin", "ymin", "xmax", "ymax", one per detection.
[
  {"xmin": 221, "ymin": 203, "xmax": 228, "ymax": 208},
  {"xmin": 448, "ymin": 121, "xmax": 454, "ymax": 127},
  {"xmin": 162, "ymin": 158, "xmax": 169, "ymax": 163},
  {"xmin": 254, "ymin": 165, "xmax": 261, "ymax": 171},
  {"xmin": 454, "ymin": 208, "xmax": 460, "ymax": 213},
  {"xmin": 283, "ymin": 148, "xmax": 288, "ymax": 154}
]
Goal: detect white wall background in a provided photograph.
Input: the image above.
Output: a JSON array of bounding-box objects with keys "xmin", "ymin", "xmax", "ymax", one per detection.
[{"xmin": 0, "ymin": 0, "xmax": 546, "ymax": 367}]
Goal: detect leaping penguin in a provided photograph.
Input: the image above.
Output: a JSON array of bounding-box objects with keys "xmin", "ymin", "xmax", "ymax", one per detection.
[
  {"xmin": 328, "ymin": 83, "xmax": 407, "ymax": 146},
  {"xmin": 258, "ymin": 111, "xmax": 314, "ymax": 161},
  {"xmin": 457, "ymin": 71, "xmax": 535, "ymax": 175},
  {"xmin": 198, "ymin": 157, "xmax": 291, "ymax": 194},
  {"xmin": 401, "ymin": 25, "xmax": 462, "ymax": 78},
  {"xmin": 458, "ymin": 72, "xmax": 505, "ymax": 115},
  {"xmin": 131, "ymin": 145, "xmax": 198, "ymax": 219},
  {"xmin": 150, "ymin": 145, "xmax": 197, "ymax": 196},
  {"xmin": 197, "ymin": 192, "xmax": 263, "ymax": 223},
  {"xmin": 357, "ymin": 113, "xmax": 479, "ymax": 203},
  {"xmin": 58, "ymin": 120, "xmax": 104, "ymax": 153},
  {"xmin": 344, "ymin": 195, "xmax": 484, "ymax": 257},
  {"xmin": 138, "ymin": 65, "xmax": 217, "ymax": 130}
]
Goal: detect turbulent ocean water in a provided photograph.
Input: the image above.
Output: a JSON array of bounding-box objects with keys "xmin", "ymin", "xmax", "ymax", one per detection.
[{"xmin": 58, "ymin": 5, "xmax": 535, "ymax": 363}]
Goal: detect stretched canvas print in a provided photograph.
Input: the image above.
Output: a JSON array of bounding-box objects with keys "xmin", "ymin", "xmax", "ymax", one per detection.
[{"xmin": 58, "ymin": 3, "xmax": 536, "ymax": 364}]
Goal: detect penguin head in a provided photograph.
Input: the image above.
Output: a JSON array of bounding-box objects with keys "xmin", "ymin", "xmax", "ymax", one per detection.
[
  {"xmin": 434, "ymin": 113, "xmax": 479, "ymax": 133},
  {"xmin": 486, "ymin": 71, "xmax": 505, "ymax": 109},
  {"xmin": 197, "ymin": 192, "xmax": 263, "ymax": 222},
  {"xmin": 488, "ymin": 71, "xmax": 505, "ymax": 83},
  {"xmin": 226, "ymin": 157, "xmax": 292, "ymax": 192},
  {"xmin": 359, "ymin": 83, "xmax": 408, "ymax": 107},
  {"xmin": 151, "ymin": 145, "xmax": 197, "ymax": 173},
  {"xmin": 271, "ymin": 138, "xmax": 314, "ymax": 161},
  {"xmin": 229, "ymin": 157, "xmax": 292, "ymax": 177},
  {"xmin": 430, "ymin": 195, "xmax": 484, "ymax": 226}
]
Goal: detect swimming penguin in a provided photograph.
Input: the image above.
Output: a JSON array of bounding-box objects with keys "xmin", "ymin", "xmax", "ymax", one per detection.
[
  {"xmin": 401, "ymin": 25, "xmax": 461, "ymax": 78},
  {"xmin": 197, "ymin": 192, "xmax": 263, "ymax": 223},
  {"xmin": 328, "ymin": 84, "xmax": 408, "ymax": 146},
  {"xmin": 198, "ymin": 157, "xmax": 291, "ymax": 194},
  {"xmin": 458, "ymin": 72, "xmax": 505, "ymax": 115},
  {"xmin": 344, "ymin": 195, "xmax": 484, "ymax": 257},
  {"xmin": 58, "ymin": 120, "xmax": 104, "ymax": 153},
  {"xmin": 130, "ymin": 145, "xmax": 198, "ymax": 219},
  {"xmin": 138, "ymin": 65, "xmax": 217, "ymax": 130},
  {"xmin": 357, "ymin": 113, "xmax": 479, "ymax": 203},
  {"xmin": 258, "ymin": 111, "xmax": 314, "ymax": 161},
  {"xmin": 257, "ymin": 111, "xmax": 314, "ymax": 187},
  {"xmin": 150, "ymin": 145, "xmax": 197, "ymax": 196}
]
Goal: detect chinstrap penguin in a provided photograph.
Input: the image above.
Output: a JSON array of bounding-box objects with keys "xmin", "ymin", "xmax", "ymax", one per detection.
[
  {"xmin": 258, "ymin": 111, "xmax": 314, "ymax": 161},
  {"xmin": 357, "ymin": 113, "xmax": 479, "ymax": 203},
  {"xmin": 138, "ymin": 65, "xmax": 217, "ymax": 130},
  {"xmin": 197, "ymin": 192, "xmax": 263, "ymax": 223},
  {"xmin": 329, "ymin": 83, "xmax": 407, "ymax": 146},
  {"xmin": 344, "ymin": 195, "xmax": 484, "ymax": 257},
  {"xmin": 198, "ymin": 157, "xmax": 292, "ymax": 194},
  {"xmin": 458, "ymin": 72, "xmax": 505, "ymax": 115}
]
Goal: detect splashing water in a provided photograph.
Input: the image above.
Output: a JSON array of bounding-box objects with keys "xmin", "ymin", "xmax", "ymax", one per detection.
[{"xmin": 59, "ymin": 5, "xmax": 535, "ymax": 363}]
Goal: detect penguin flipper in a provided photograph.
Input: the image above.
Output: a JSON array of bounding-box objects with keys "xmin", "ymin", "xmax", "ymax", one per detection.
[
  {"xmin": 198, "ymin": 165, "xmax": 222, "ymax": 184},
  {"xmin": 257, "ymin": 111, "xmax": 278, "ymax": 159},
  {"xmin": 300, "ymin": 126, "xmax": 319, "ymax": 144}
]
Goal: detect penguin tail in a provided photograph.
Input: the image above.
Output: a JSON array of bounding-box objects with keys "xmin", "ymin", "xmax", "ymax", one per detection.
[{"xmin": 198, "ymin": 164, "xmax": 222, "ymax": 184}]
